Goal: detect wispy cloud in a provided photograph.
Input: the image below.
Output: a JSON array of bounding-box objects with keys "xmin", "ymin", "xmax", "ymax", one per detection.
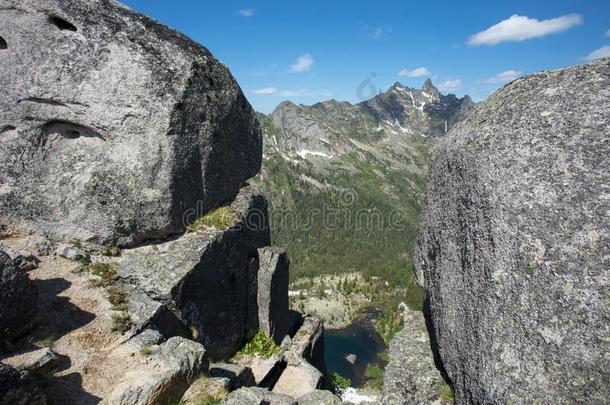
[
  {"xmin": 290, "ymin": 54, "xmax": 314, "ymax": 72},
  {"xmin": 238, "ymin": 8, "xmax": 254, "ymax": 17},
  {"xmin": 437, "ymin": 79, "xmax": 461, "ymax": 92},
  {"xmin": 482, "ymin": 70, "xmax": 523, "ymax": 84},
  {"xmin": 468, "ymin": 14, "xmax": 582, "ymax": 46},
  {"xmin": 253, "ymin": 87, "xmax": 279, "ymax": 95},
  {"xmin": 251, "ymin": 88, "xmax": 311, "ymax": 97},
  {"xmin": 398, "ymin": 67, "xmax": 431, "ymax": 78},
  {"xmin": 366, "ymin": 25, "xmax": 392, "ymax": 39},
  {"xmin": 586, "ymin": 45, "xmax": 610, "ymax": 61},
  {"xmin": 606, "ymin": 29, "xmax": 610, "ymax": 37}
]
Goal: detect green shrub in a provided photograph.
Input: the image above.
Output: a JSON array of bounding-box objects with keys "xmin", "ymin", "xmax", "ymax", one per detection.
[
  {"xmin": 238, "ymin": 330, "xmax": 280, "ymax": 358},
  {"xmin": 187, "ymin": 206, "xmax": 237, "ymax": 232},
  {"xmin": 87, "ymin": 262, "xmax": 118, "ymax": 287},
  {"xmin": 364, "ymin": 363, "xmax": 384, "ymax": 391},
  {"xmin": 328, "ymin": 372, "xmax": 351, "ymax": 395}
]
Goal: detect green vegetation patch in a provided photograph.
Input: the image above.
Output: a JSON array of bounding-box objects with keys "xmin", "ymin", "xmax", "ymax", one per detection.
[
  {"xmin": 364, "ymin": 363, "xmax": 385, "ymax": 391},
  {"xmin": 328, "ymin": 372, "xmax": 351, "ymax": 395},
  {"xmin": 439, "ymin": 381, "xmax": 455, "ymax": 402},
  {"xmin": 111, "ymin": 313, "xmax": 132, "ymax": 335},
  {"xmin": 238, "ymin": 330, "xmax": 280, "ymax": 359},
  {"xmin": 187, "ymin": 206, "xmax": 237, "ymax": 232}
]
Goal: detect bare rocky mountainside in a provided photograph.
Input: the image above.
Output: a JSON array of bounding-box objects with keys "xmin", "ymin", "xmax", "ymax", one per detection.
[
  {"xmin": 413, "ymin": 59, "xmax": 610, "ymax": 404},
  {"xmin": 0, "ymin": 0, "xmax": 333, "ymax": 404},
  {"xmin": 253, "ymin": 80, "xmax": 475, "ymax": 288}
]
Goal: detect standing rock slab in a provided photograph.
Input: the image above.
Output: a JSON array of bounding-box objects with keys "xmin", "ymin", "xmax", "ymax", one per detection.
[
  {"xmin": 382, "ymin": 310, "xmax": 444, "ymax": 404},
  {"xmin": 103, "ymin": 337, "xmax": 207, "ymax": 405},
  {"xmin": 0, "ymin": 0, "xmax": 261, "ymax": 247},
  {"xmin": 415, "ymin": 59, "xmax": 610, "ymax": 404},
  {"xmin": 257, "ymin": 247, "xmax": 289, "ymax": 344},
  {"xmin": 290, "ymin": 315, "xmax": 326, "ymax": 374},
  {"xmin": 0, "ymin": 250, "xmax": 38, "ymax": 340},
  {"xmin": 117, "ymin": 186, "xmax": 270, "ymax": 359}
]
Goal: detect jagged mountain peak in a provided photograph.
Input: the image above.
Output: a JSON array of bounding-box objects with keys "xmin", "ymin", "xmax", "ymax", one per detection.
[{"xmin": 422, "ymin": 79, "xmax": 440, "ymax": 98}]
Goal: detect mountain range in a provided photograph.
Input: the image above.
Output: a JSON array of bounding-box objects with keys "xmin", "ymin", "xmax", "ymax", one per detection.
[{"xmin": 252, "ymin": 79, "xmax": 475, "ymax": 302}]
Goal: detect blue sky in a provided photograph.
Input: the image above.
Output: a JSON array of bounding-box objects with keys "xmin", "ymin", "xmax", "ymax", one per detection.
[{"xmin": 121, "ymin": 0, "xmax": 610, "ymax": 113}]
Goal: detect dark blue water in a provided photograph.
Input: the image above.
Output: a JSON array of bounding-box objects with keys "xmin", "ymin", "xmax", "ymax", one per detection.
[{"xmin": 324, "ymin": 315, "xmax": 386, "ymax": 386}]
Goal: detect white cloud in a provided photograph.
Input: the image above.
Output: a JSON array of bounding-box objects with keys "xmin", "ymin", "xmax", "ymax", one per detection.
[
  {"xmin": 253, "ymin": 87, "xmax": 279, "ymax": 95},
  {"xmin": 437, "ymin": 79, "xmax": 461, "ymax": 92},
  {"xmin": 368, "ymin": 25, "xmax": 392, "ymax": 39},
  {"xmin": 468, "ymin": 14, "xmax": 582, "ymax": 46},
  {"xmin": 586, "ymin": 45, "xmax": 610, "ymax": 61},
  {"xmin": 398, "ymin": 67, "xmax": 431, "ymax": 78},
  {"xmin": 238, "ymin": 8, "xmax": 254, "ymax": 17},
  {"xmin": 482, "ymin": 70, "xmax": 523, "ymax": 84},
  {"xmin": 290, "ymin": 54, "xmax": 314, "ymax": 72},
  {"xmin": 251, "ymin": 88, "xmax": 313, "ymax": 97}
]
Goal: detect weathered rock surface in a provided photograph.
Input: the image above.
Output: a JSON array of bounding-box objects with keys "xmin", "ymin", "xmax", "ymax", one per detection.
[
  {"xmin": 117, "ymin": 186, "xmax": 270, "ymax": 359},
  {"xmin": 257, "ymin": 247, "xmax": 289, "ymax": 344},
  {"xmin": 181, "ymin": 376, "xmax": 231, "ymax": 404},
  {"xmin": 104, "ymin": 336, "xmax": 207, "ymax": 405},
  {"xmin": 382, "ymin": 310, "xmax": 444, "ymax": 404},
  {"xmin": 0, "ymin": 250, "xmax": 38, "ymax": 340},
  {"xmin": 55, "ymin": 245, "xmax": 90, "ymax": 262},
  {"xmin": 222, "ymin": 387, "xmax": 296, "ymax": 405},
  {"xmin": 0, "ymin": 363, "xmax": 47, "ymax": 404},
  {"xmin": 272, "ymin": 352, "xmax": 323, "ymax": 398},
  {"xmin": 290, "ymin": 315, "xmax": 326, "ymax": 374},
  {"xmin": 2, "ymin": 347, "xmax": 60, "ymax": 375},
  {"xmin": 0, "ymin": 0, "xmax": 261, "ymax": 247},
  {"xmin": 209, "ymin": 362, "xmax": 256, "ymax": 390},
  {"xmin": 297, "ymin": 390, "xmax": 342, "ymax": 405},
  {"xmin": 415, "ymin": 59, "xmax": 610, "ymax": 404}
]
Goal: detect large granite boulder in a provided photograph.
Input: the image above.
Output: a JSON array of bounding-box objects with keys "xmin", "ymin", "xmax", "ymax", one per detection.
[
  {"xmin": 0, "ymin": 0, "xmax": 261, "ymax": 246},
  {"xmin": 0, "ymin": 250, "xmax": 38, "ymax": 340},
  {"xmin": 415, "ymin": 59, "xmax": 610, "ymax": 404},
  {"xmin": 117, "ymin": 186, "xmax": 270, "ymax": 359},
  {"xmin": 257, "ymin": 247, "xmax": 289, "ymax": 344},
  {"xmin": 104, "ymin": 336, "xmax": 207, "ymax": 405},
  {"xmin": 272, "ymin": 352, "xmax": 323, "ymax": 398}
]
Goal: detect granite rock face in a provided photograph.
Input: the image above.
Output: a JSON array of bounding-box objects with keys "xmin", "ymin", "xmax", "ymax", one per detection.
[
  {"xmin": 382, "ymin": 310, "xmax": 444, "ymax": 404},
  {"xmin": 290, "ymin": 315, "xmax": 326, "ymax": 374},
  {"xmin": 257, "ymin": 247, "xmax": 290, "ymax": 344},
  {"xmin": 0, "ymin": 0, "xmax": 261, "ymax": 246},
  {"xmin": 104, "ymin": 336, "xmax": 207, "ymax": 405},
  {"xmin": 415, "ymin": 59, "xmax": 610, "ymax": 404},
  {"xmin": 0, "ymin": 250, "xmax": 38, "ymax": 340},
  {"xmin": 117, "ymin": 186, "xmax": 270, "ymax": 359},
  {"xmin": 222, "ymin": 387, "xmax": 296, "ymax": 405}
]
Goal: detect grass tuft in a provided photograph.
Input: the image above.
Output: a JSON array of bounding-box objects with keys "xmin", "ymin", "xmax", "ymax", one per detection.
[
  {"xmin": 107, "ymin": 287, "xmax": 128, "ymax": 311},
  {"xmin": 439, "ymin": 381, "xmax": 455, "ymax": 402},
  {"xmin": 187, "ymin": 206, "xmax": 237, "ymax": 233},
  {"xmin": 238, "ymin": 330, "xmax": 280, "ymax": 359},
  {"xmin": 328, "ymin": 372, "xmax": 351, "ymax": 395},
  {"xmin": 36, "ymin": 336, "xmax": 56, "ymax": 348},
  {"xmin": 111, "ymin": 313, "xmax": 132, "ymax": 335}
]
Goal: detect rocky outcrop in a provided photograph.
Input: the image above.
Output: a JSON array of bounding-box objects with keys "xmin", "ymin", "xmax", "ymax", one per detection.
[
  {"xmin": 222, "ymin": 387, "xmax": 296, "ymax": 405},
  {"xmin": 0, "ymin": 363, "xmax": 47, "ymax": 405},
  {"xmin": 382, "ymin": 310, "xmax": 444, "ymax": 404},
  {"xmin": 209, "ymin": 363, "xmax": 256, "ymax": 390},
  {"xmin": 0, "ymin": 0, "xmax": 261, "ymax": 247},
  {"xmin": 257, "ymin": 247, "xmax": 289, "ymax": 344},
  {"xmin": 272, "ymin": 352, "xmax": 323, "ymax": 398},
  {"xmin": 117, "ymin": 186, "xmax": 269, "ymax": 359},
  {"xmin": 415, "ymin": 60, "xmax": 610, "ymax": 404},
  {"xmin": 2, "ymin": 347, "xmax": 60, "ymax": 375},
  {"xmin": 297, "ymin": 390, "xmax": 342, "ymax": 405},
  {"xmin": 104, "ymin": 337, "xmax": 207, "ymax": 405},
  {"xmin": 0, "ymin": 250, "xmax": 38, "ymax": 340}
]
